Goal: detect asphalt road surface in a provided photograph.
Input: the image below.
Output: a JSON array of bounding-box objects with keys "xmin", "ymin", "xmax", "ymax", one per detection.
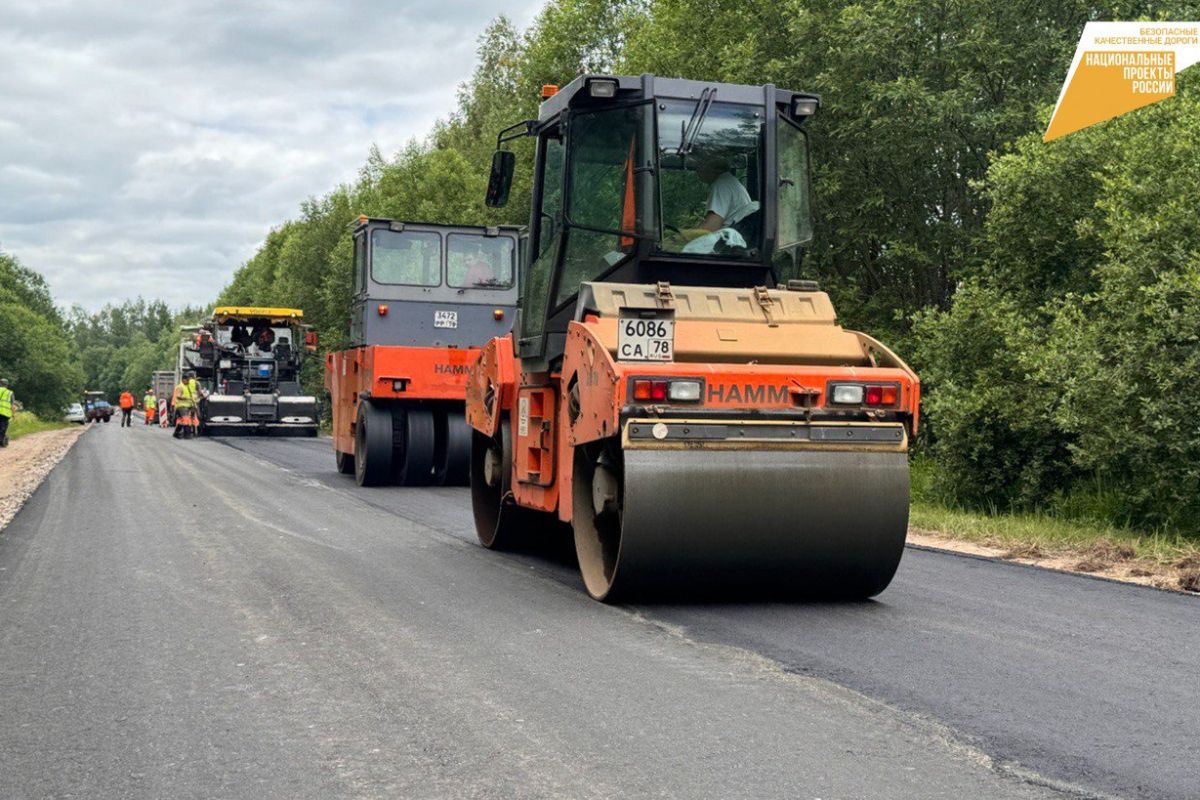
[{"xmin": 1, "ymin": 423, "xmax": 1195, "ymax": 799}]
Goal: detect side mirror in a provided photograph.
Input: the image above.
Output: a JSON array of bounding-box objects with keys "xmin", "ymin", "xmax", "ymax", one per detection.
[
  {"xmin": 305, "ymin": 330, "xmax": 318, "ymax": 352},
  {"xmin": 485, "ymin": 150, "xmax": 516, "ymax": 208}
]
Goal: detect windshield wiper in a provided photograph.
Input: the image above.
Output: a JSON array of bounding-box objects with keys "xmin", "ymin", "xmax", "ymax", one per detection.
[{"xmin": 676, "ymin": 87, "xmax": 717, "ymax": 157}]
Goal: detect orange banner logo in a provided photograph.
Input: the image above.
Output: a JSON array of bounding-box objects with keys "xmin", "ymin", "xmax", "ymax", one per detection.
[{"xmin": 1045, "ymin": 23, "xmax": 1199, "ymax": 141}]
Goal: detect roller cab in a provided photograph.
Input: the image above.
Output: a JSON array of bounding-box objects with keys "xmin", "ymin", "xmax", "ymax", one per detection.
[
  {"xmin": 467, "ymin": 74, "xmax": 920, "ymax": 601},
  {"xmin": 325, "ymin": 218, "xmax": 520, "ymax": 486}
]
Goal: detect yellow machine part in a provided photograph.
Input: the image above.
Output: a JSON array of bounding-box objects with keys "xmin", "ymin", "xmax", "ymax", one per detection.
[
  {"xmin": 212, "ymin": 306, "xmax": 304, "ymax": 323},
  {"xmin": 578, "ymin": 282, "xmax": 914, "ymax": 368}
]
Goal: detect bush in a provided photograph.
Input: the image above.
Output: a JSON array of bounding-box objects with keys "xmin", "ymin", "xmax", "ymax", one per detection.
[
  {"xmin": 910, "ymin": 283, "xmax": 1072, "ymax": 509},
  {"xmin": 914, "ymin": 73, "xmax": 1200, "ymax": 533}
]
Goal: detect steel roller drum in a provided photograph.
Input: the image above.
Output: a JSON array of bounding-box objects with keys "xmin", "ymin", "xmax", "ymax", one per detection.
[{"xmin": 575, "ymin": 448, "xmax": 910, "ymax": 602}]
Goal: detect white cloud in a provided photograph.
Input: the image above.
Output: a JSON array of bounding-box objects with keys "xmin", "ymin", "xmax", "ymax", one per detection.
[{"xmin": 0, "ymin": 0, "xmax": 543, "ymax": 310}]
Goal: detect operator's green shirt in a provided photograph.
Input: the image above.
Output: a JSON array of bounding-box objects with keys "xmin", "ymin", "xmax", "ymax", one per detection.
[{"xmin": 0, "ymin": 387, "xmax": 13, "ymax": 418}]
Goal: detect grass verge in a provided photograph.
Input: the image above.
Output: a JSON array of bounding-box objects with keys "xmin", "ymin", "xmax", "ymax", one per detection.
[
  {"xmin": 910, "ymin": 458, "xmax": 1200, "ymax": 593},
  {"xmin": 6, "ymin": 411, "xmax": 74, "ymax": 440}
]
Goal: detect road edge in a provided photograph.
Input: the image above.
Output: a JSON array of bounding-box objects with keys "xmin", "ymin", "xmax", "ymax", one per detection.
[{"xmin": 0, "ymin": 425, "xmax": 89, "ymax": 533}]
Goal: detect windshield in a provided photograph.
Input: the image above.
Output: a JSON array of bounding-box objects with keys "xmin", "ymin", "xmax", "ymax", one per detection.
[
  {"xmin": 215, "ymin": 322, "xmax": 294, "ymax": 355},
  {"xmin": 656, "ymin": 100, "xmax": 764, "ymax": 259},
  {"xmin": 371, "ymin": 229, "xmax": 442, "ymax": 286},
  {"xmin": 447, "ymin": 234, "xmax": 515, "ymax": 289}
]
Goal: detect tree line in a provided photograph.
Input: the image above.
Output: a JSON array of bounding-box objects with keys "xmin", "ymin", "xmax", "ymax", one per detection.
[
  {"xmin": 7, "ymin": 0, "xmax": 1195, "ymax": 533},
  {"xmin": 218, "ymin": 0, "xmax": 1200, "ymax": 533},
  {"xmin": 1, "ymin": 249, "xmax": 203, "ymax": 416}
]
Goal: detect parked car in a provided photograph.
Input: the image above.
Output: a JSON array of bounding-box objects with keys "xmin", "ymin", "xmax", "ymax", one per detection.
[
  {"xmin": 64, "ymin": 403, "xmax": 86, "ymax": 424},
  {"xmin": 86, "ymin": 400, "xmax": 113, "ymax": 423}
]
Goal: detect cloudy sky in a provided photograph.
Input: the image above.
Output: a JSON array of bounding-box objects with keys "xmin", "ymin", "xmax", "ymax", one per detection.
[{"xmin": 0, "ymin": 0, "xmax": 542, "ymax": 310}]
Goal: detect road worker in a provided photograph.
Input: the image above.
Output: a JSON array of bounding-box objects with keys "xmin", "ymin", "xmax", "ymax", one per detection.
[
  {"xmin": 0, "ymin": 378, "xmax": 13, "ymax": 447},
  {"xmin": 172, "ymin": 372, "xmax": 199, "ymax": 439},
  {"xmin": 143, "ymin": 388, "xmax": 156, "ymax": 424},
  {"xmin": 119, "ymin": 389, "xmax": 135, "ymax": 428}
]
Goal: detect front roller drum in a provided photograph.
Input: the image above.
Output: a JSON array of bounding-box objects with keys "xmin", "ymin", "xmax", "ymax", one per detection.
[{"xmin": 573, "ymin": 448, "xmax": 910, "ymax": 602}]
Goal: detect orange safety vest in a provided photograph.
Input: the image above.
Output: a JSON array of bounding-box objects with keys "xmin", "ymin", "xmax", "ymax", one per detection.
[{"xmin": 119, "ymin": 392, "xmax": 135, "ymax": 409}]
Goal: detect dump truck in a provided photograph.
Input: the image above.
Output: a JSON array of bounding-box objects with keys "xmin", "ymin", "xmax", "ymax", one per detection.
[
  {"xmin": 152, "ymin": 371, "xmax": 176, "ymax": 404},
  {"xmin": 466, "ymin": 75, "xmax": 920, "ymax": 602},
  {"xmin": 177, "ymin": 307, "xmax": 320, "ymax": 436},
  {"xmin": 325, "ymin": 218, "xmax": 521, "ymax": 486}
]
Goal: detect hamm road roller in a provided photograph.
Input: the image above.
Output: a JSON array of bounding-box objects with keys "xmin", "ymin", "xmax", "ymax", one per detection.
[
  {"xmin": 466, "ymin": 75, "xmax": 920, "ymax": 601},
  {"xmin": 326, "ymin": 218, "xmax": 520, "ymax": 486}
]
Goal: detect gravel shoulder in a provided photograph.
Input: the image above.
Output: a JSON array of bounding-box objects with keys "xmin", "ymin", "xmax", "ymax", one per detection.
[
  {"xmin": 908, "ymin": 528, "xmax": 1200, "ymax": 594},
  {"xmin": 0, "ymin": 425, "xmax": 88, "ymax": 531}
]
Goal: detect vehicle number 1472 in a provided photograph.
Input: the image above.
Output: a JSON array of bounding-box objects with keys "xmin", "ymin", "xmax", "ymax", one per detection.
[{"xmin": 618, "ymin": 316, "xmax": 674, "ymax": 362}]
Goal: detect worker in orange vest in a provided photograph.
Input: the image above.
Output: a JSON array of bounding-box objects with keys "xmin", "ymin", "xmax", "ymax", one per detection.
[{"xmin": 119, "ymin": 390, "xmax": 135, "ymax": 427}]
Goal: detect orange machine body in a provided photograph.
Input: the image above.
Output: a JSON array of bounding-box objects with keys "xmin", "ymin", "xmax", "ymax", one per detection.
[
  {"xmin": 466, "ymin": 314, "xmax": 920, "ymax": 524},
  {"xmin": 326, "ymin": 344, "xmax": 479, "ymax": 457}
]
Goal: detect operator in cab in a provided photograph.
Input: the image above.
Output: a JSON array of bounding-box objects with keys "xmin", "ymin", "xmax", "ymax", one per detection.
[{"xmin": 668, "ymin": 154, "xmax": 758, "ymax": 255}]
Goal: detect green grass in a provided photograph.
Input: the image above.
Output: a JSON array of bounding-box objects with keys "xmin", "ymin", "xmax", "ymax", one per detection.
[
  {"xmin": 5, "ymin": 411, "xmax": 74, "ymax": 440},
  {"xmin": 909, "ymin": 457, "xmax": 1200, "ymax": 566}
]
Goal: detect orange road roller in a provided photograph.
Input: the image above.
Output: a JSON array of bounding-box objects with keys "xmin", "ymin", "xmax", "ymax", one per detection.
[
  {"xmin": 326, "ymin": 217, "xmax": 521, "ymax": 486},
  {"xmin": 466, "ymin": 75, "xmax": 920, "ymax": 601}
]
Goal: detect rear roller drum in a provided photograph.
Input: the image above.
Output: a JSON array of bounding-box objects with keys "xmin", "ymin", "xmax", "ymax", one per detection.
[
  {"xmin": 394, "ymin": 407, "xmax": 436, "ymax": 487},
  {"xmin": 434, "ymin": 409, "xmax": 472, "ymax": 486},
  {"xmin": 471, "ymin": 420, "xmax": 560, "ymax": 550},
  {"xmin": 335, "ymin": 449, "xmax": 355, "ymax": 475},
  {"xmin": 354, "ymin": 401, "xmax": 393, "ymax": 487},
  {"xmin": 572, "ymin": 443, "xmax": 911, "ymax": 602}
]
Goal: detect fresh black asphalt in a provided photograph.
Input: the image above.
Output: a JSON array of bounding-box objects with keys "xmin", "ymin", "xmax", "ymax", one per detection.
[{"xmin": 1, "ymin": 422, "xmax": 1194, "ymax": 799}]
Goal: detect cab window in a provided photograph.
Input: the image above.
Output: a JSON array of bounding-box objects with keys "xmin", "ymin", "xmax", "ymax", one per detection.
[
  {"xmin": 371, "ymin": 229, "xmax": 441, "ymax": 286},
  {"xmin": 557, "ymin": 103, "xmax": 647, "ymax": 305},
  {"xmin": 447, "ymin": 234, "xmax": 515, "ymax": 289}
]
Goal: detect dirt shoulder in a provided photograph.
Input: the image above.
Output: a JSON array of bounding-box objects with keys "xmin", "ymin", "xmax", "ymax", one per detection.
[
  {"xmin": 0, "ymin": 426, "xmax": 88, "ymax": 532},
  {"xmin": 909, "ymin": 528, "xmax": 1200, "ymax": 595}
]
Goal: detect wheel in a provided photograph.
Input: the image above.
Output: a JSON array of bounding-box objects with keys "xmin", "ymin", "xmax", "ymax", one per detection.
[
  {"xmin": 354, "ymin": 401, "xmax": 393, "ymax": 487},
  {"xmin": 434, "ymin": 408, "xmax": 472, "ymax": 486},
  {"xmin": 394, "ymin": 407, "xmax": 435, "ymax": 486},
  {"xmin": 103, "ymin": 416, "xmax": 110, "ymax": 423},
  {"xmin": 335, "ymin": 449, "xmax": 355, "ymax": 475}
]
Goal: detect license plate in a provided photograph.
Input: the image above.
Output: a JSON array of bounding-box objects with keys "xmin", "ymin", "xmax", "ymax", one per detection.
[
  {"xmin": 618, "ymin": 310, "xmax": 675, "ymax": 362},
  {"xmin": 434, "ymin": 310, "xmax": 458, "ymax": 329}
]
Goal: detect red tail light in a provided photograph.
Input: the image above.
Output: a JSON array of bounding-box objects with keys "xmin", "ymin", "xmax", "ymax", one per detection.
[
  {"xmin": 864, "ymin": 385, "xmax": 899, "ymax": 407},
  {"xmin": 633, "ymin": 379, "xmax": 669, "ymax": 402}
]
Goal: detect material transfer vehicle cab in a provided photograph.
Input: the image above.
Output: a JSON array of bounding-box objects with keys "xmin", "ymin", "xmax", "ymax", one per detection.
[
  {"xmin": 467, "ymin": 74, "xmax": 921, "ymax": 601},
  {"xmin": 325, "ymin": 218, "xmax": 520, "ymax": 486}
]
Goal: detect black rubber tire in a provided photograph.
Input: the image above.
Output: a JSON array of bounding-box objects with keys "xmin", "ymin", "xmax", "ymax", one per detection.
[
  {"xmin": 395, "ymin": 407, "xmax": 436, "ymax": 486},
  {"xmin": 103, "ymin": 416, "xmax": 110, "ymax": 423},
  {"xmin": 335, "ymin": 449, "xmax": 355, "ymax": 475},
  {"xmin": 354, "ymin": 401, "xmax": 393, "ymax": 487},
  {"xmin": 434, "ymin": 408, "xmax": 472, "ymax": 486}
]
